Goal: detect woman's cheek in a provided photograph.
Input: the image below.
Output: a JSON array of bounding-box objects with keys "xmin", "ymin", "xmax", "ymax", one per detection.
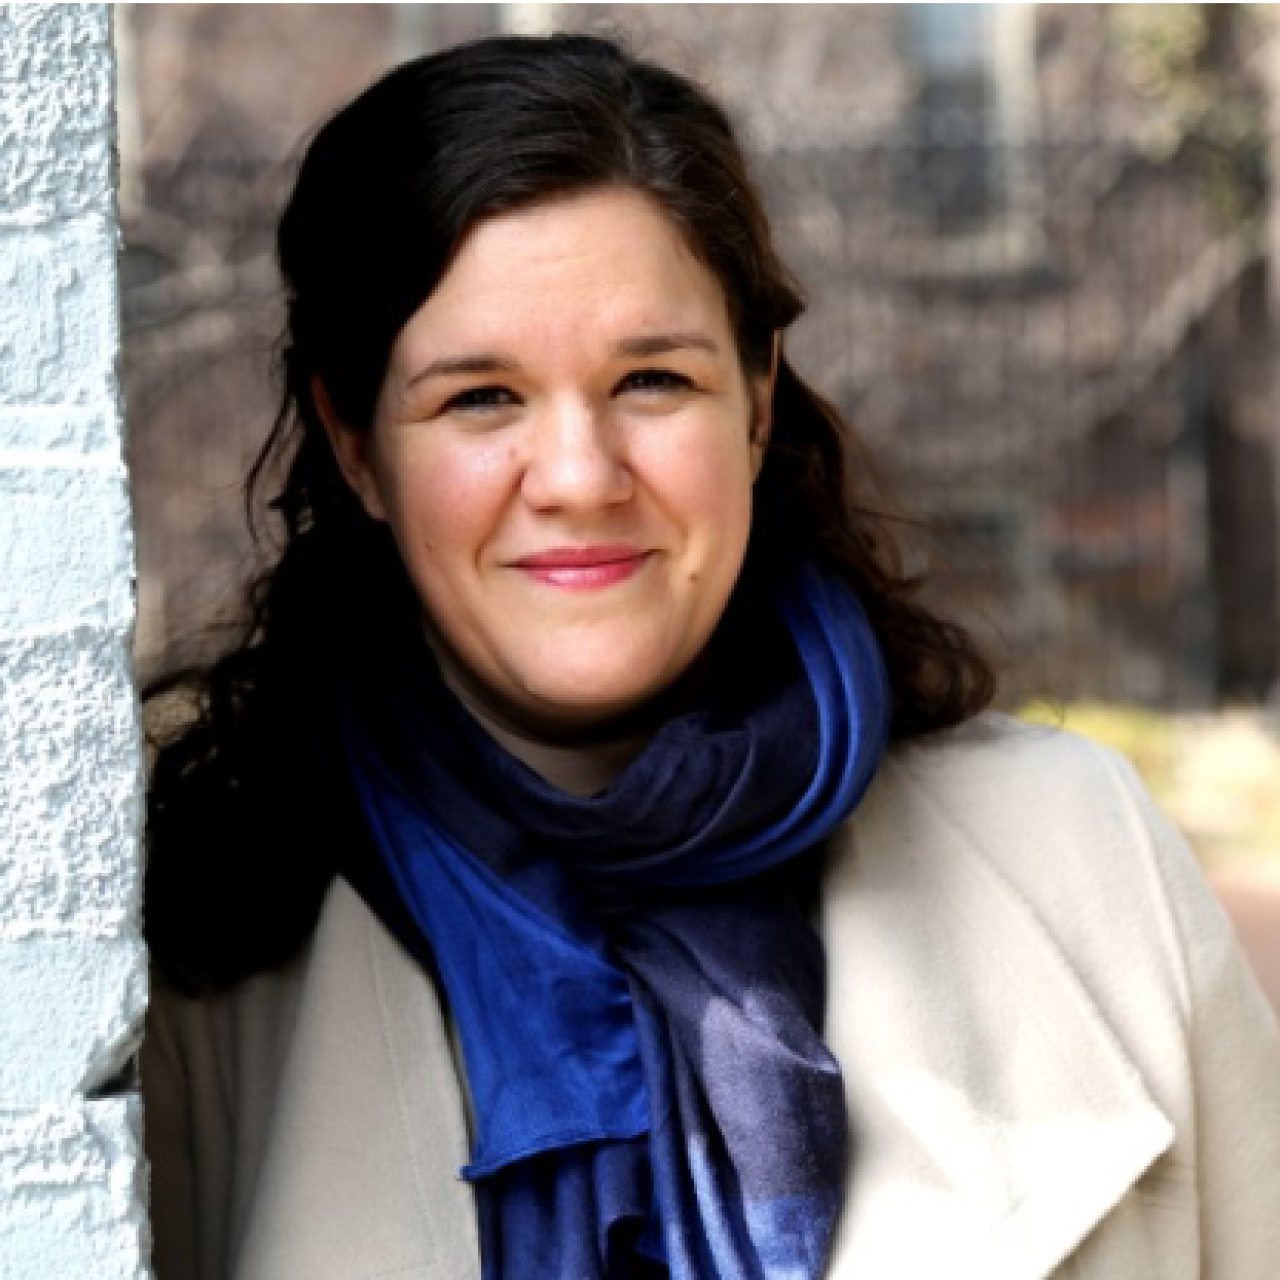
[{"xmin": 396, "ymin": 437, "xmax": 517, "ymax": 539}]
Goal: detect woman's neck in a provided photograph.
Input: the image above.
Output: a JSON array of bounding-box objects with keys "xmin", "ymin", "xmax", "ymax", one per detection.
[{"xmin": 458, "ymin": 698, "xmax": 646, "ymax": 798}]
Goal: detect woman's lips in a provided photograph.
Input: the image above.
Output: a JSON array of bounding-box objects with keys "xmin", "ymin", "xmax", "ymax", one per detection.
[{"xmin": 512, "ymin": 546, "xmax": 650, "ymax": 589}]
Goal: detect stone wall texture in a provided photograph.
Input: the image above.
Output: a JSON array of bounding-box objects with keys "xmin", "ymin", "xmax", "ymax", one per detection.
[{"xmin": 0, "ymin": 6, "xmax": 149, "ymax": 1277}]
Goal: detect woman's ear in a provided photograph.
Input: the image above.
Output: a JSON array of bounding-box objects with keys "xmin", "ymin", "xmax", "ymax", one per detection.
[
  {"xmin": 748, "ymin": 334, "xmax": 780, "ymax": 480},
  {"xmin": 311, "ymin": 376, "xmax": 388, "ymax": 521}
]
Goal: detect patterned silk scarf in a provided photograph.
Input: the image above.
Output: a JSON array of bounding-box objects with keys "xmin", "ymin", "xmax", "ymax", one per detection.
[{"xmin": 340, "ymin": 562, "xmax": 892, "ymax": 1278}]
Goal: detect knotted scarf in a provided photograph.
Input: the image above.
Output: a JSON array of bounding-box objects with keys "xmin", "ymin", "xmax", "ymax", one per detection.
[{"xmin": 340, "ymin": 562, "xmax": 892, "ymax": 1278}]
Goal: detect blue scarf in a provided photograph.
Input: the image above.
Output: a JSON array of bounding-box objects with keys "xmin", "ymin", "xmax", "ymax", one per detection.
[{"xmin": 341, "ymin": 562, "xmax": 892, "ymax": 1279}]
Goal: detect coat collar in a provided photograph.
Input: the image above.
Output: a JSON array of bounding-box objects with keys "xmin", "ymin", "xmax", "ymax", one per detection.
[{"xmin": 234, "ymin": 753, "xmax": 1173, "ymax": 1280}]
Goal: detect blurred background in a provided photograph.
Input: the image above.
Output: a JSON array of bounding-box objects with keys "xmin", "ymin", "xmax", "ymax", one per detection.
[{"xmin": 118, "ymin": 4, "xmax": 1280, "ymax": 886}]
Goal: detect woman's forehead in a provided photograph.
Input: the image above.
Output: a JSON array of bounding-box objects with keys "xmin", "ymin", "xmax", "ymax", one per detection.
[{"xmin": 389, "ymin": 190, "xmax": 737, "ymax": 367}]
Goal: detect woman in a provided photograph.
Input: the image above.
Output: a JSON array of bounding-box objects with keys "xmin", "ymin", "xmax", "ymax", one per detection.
[{"xmin": 141, "ymin": 34, "xmax": 1280, "ymax": 1280}]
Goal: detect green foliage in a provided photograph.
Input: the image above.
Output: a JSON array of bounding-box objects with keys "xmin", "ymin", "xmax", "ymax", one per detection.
[
  {"xmin": 1112, "ymin": 5, "xmax": 1217, "ymax": 121},
  {"xmin": 1108, "ymin": 4, "xmax": 1268, "ymax": 224},
  {"xmin": 1020, "ymin": 699, "xmax": 1175, "ymax": 782}
]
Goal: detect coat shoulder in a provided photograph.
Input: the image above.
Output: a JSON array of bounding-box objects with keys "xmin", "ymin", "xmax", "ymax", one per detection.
[
  {"xmin": 875, "ymin": 709, "xmax": 1140, "ymax": 819},
  {"xmin": 842, "ymin": 711, "xmax": 1184, "ymax": 926}
]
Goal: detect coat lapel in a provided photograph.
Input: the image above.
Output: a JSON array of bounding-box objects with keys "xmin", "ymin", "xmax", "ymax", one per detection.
[{"xmin": 821, "ymin": 754, "xmax": 1174, "ymax": 1280}]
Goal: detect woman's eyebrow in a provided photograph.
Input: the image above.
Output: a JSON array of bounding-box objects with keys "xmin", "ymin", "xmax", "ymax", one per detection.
[
  {"xmin": 405, "ymin": 334, "xmax": 719, "ymax": 390},
  {"xmin": 613, "ymin": 333, "xmax": 720, "ymax": 358},
  {"xmin": 406, "ymin": 354, "xmax": 518, "ymax": 390}
]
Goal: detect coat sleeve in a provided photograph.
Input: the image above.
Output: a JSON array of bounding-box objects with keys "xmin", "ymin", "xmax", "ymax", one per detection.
[
  {"xmin": 1113, "ymin": 752, "xmax": 1280, "ymax": 1275},
  {"xmin": 141, "ymin": 982, "xmax": 202, "ymax": 1280}
]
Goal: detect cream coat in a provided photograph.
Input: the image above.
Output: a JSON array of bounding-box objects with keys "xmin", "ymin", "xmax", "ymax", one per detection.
[{"xmin": 142, "ymin": 716, "xmax": 1280, "ymax": 1279}]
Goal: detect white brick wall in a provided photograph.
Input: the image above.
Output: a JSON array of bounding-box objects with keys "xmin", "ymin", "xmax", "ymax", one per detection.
[{"xmin": 0, "ymin": 6, "xmax": 149, "ymax": 1277}]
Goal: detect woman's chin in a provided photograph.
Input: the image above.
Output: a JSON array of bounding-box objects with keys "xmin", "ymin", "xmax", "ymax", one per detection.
[
  {"xmin": 497, "ymin": 650, "xmax": 718, "ymax": 746},
  {"xmin": 427, "ymin": 605, "xmax": 729, "ymax": 750}
]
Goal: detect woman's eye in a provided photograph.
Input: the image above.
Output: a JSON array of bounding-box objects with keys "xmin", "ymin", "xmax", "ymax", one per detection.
[
  {"xmin": 619, "ymin": 368, "xmax": 693, "ymax": 395},
  {"xmin": 444, "ymin": 386, "xmax": 518, "ymax": 413}
]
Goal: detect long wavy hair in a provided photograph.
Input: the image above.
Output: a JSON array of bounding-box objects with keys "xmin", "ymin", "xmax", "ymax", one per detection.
[{"xmin": 145, "ymin": 34, "xmax": 994, "ymax": 993}]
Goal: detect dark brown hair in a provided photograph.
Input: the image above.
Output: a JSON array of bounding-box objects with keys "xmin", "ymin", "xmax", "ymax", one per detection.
[{"xmin": 146, "ymin": 34, "xmax": 993, "ymax": 993}]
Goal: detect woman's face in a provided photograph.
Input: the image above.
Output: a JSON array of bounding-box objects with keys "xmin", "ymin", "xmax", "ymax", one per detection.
[{"xmin": 326, "ymin": 188, "xmax": 773, "ymax": 738}]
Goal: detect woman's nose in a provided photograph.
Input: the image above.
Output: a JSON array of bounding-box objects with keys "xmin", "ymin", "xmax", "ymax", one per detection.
[{"xmin": 520, "ymin": 400, "xmax": 634, "ymax": 511}]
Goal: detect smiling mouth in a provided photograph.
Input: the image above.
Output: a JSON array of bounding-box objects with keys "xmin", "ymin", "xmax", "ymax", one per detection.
[{"xmin": 512, "ymin": 546, "xmax": 650, "ymax": 589}]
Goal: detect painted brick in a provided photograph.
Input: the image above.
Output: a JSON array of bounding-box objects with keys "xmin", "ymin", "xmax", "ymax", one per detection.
[
  {"xmin": 0, "ymin": 466, "xmax": 133, "ymax": 636},
  {"xmin": 0, "ymin": 938, "xmax": 144, "ymax": 1103},
  {"xmin": 0, "ymin": 218, "xmax": 119, "ymax": 407},
  {"xmin": 0, "ymin": 407, "xmax": 114, "ymax": 458},
  {"xmin": 0, "ymin": 1100, "xmax": 148, "ymax": 1280},
  {"xmin": 0, "ymin": 3, "xmax": 148, "ymax": 1273},
  {"xmin": 0, "ymin": 6, "xmax": 112, "ymax": 227},
  {"xmin": 0, "ymin": 632, "xmax": 139, "ymax": 936}
]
